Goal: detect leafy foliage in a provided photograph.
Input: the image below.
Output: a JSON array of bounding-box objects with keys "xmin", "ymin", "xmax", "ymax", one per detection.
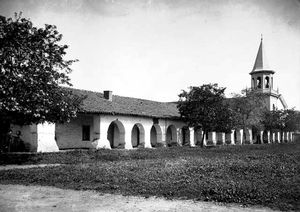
[
  {"xmin": 262, "ymin": 109, "xmax": 300, "ymax": 131},
  {"xmin": 230, "ymin": 89, "xmax": 267, "ymax": 130},
  {"xmin": 177, "ymin": 84, "xmax": 235, "ymax": 139},
  {"xmin": 0, "ymin": 13, "xmax": 82, "ymax": 126}
]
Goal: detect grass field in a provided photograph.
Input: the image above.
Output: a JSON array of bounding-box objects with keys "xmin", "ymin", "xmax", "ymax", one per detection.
[{"xmin": 0, "ymin": 143, "xmax": 299, "ymax": 211}]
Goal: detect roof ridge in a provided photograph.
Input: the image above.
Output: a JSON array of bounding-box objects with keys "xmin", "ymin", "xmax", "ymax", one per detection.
[{"xmin": 62, "ymin": 86, "xmax": 176, "ymax": 104}]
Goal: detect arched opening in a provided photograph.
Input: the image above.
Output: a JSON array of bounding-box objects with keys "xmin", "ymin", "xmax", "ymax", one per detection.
[
  {"xmin": 107, "ymin": 120, "xmax": 125, "ymax": 149},
  {"xmin": 150, "ymin": 124, "xmax": 162, "ymax": 147},
  {"xmin": 243, "ymin": 131, "xmax": 247, "ymax": 144},
  {"xmin": 131, "ymin": 123, "xmax": 145, "ymax": 148},
  {"xmin": 263, "ymin": 130, "xmax": 268, "ymax": 143},
  {"xmin": 181, "ymin": 126, "xmax": 190, "ymax": 146},
  {"xmin": 166, "ymin": 125, "xmax": 177, "ymax": 146},
  {"xmin": 194, "ymin": 127, "xmax": 202, "ymax": 146},
  {"xmin": 265, "ymin": 76, "xmax": 270, "ymax": 88},
  {"xmin": 234, "ymin": 130, "xmax": 237, "ymax": 141},
  {"xmin": 257, "ymin": 77, "xmax": 262, "ymax": 88}
]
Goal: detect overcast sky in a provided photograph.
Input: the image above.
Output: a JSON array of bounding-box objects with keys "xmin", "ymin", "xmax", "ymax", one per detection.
[{"xmin": 1, "ymin": 0, "xmax": 300, "ymax": 109}]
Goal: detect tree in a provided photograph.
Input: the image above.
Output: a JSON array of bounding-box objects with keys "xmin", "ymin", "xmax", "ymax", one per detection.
[
  {"xmin": 262, "ymin": 109, "xmax": 300, "ymax": 132},
  {"xmin": 177, "ymin": 83, "xmax": 235, "ymax": 147},
  {"xmin": 0, "ymin": 13, "xmax": 83, "ymax": 141},
  {"xmin": 230, "ymin": 89, "xmax": 267, "ymax": 132}
]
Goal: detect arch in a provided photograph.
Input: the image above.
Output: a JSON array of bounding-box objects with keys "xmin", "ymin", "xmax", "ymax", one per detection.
[
  {"xmin": 257, "ymin": 77, "xmax": 262, "ymax": 88},
  {"xmin": 265, "ymin": 76, "xmax": 270, "ymax": 88},
  {"xmin": 181, "ymin": 126, "xmax": 190, "ymax": 146},
  {"xmin": 166, "ymin": 125, "xmax": 177, "ymax": 146},
  {"xmin": 234, "ymin": 130, "xmax": 237, "ymax": 141},
  {"xmin": 263, "ymin": 130, "xmax": 268, "ymax": 143},
  {"xmin": 131, "ymin": 123, "xmax": 145, "ymax": 148},
  {"xmin": 150, "ymin": 124, "xmax": 162, "ymax": 147},
  {"xmin": 107, "ymin": 120, "xmax": 125, "ymax": 149}
]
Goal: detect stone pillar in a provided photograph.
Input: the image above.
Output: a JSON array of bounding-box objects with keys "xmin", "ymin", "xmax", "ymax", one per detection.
[
  {"xmin": 37, "ymin": 122, "xmax": 59, "ymax": 152},
  {"xmin": 144, "ymin": 125, "xmax": 152, "ymax": 148},
  {"xmin": 228, "ymin": 130, "xmax": 235, "ymax": 145},
  {"xmin": 275, "ymin": 131, "xmax": 281, "ymax": 143},
  {"xmin": 189, "ymin": 127, "xmax": 195, "ymax": 147},
  {"xmin": 124, "ymin": 124, "xmax": 133, "ymax": 149},
  {"xmin": 236, "ymin": 129, "xmax": 243, "ymax": 145},
  {"xmin": 289, "ymin": 132, "xmax": 293, "ymax": 142},
  {"xmin": 96, "ymin": 116, "xmax": 111, "ymax": 149},
  {"xmin": 202, "ymin": 130, "xmax": 207, "ymax": 146},
  {"xmin": 286, "ymin": 132, "xmax": 290, "ymax": 142},
  {"xmin": 267, "ymin": 131, "xmax": 271, "ymax": 144},
  {"xmin": 207, "ymin": 132, "xmax": 216, "ymax": 146},
  {"xmin": 271, "ymin": 132, "xmax": 276, "ymax": 143}
]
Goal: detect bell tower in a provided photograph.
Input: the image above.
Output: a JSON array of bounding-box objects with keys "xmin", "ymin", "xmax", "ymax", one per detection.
[{"xmin": 249, "ymin": 36, "xmax": 287, "ymax": 110}]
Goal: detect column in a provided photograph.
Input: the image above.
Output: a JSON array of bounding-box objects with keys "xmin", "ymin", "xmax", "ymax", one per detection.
[
  {"xmin": 144, "ymin": 124, "xmax": 152, "ymax": 148},
  {"xmin": 97, "ymin": 116, "xmax": 111, "ymax": 149},
  {"xmin": 286, "ymin": 132, "xmax": 290, "ymax": 142},
  {"xmin": 290, "ymin": 132, "xmax": 294, "ymax": 142},
  {"xmin": 124, "ymin": 124, "xmax": 133, "ymax": 149},
  {"xmin": 202, "ymin": 130, "xmax": 207, "ymax": 146},
  {"xmin": 229, "ymin": 130, "xmax": 235, "ymax": 145},
  {"xmin": 276, "ymin": 131, "xmax": 281, "ymax": 143},
  {"xmin": 267, "ymin": 131, "xmax": 271, "ymax": 144},
  {"xmin": 189, "ymin": 127, "xmax": 195, "ymax": 147},
  {"xmin": 271, "ymin": 132, "xmax": 276, "ymax": 143},
  {"xmin": 37, "ymin": 122, "xmax": 59, "ymax": 152},
  {"xmin": 259, "ymin": 131, "xmax": 264, "ymax": 144}
]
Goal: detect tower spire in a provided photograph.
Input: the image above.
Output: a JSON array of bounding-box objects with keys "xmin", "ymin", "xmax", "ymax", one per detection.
[{"xmin": 251, "ymin": 36, "xmax": 273, "ymax": 73}]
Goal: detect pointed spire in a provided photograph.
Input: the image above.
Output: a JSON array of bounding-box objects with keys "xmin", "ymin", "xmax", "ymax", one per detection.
[{"xmin": 251, "ymin": 35, "xmax": 274, "ymax": 74}]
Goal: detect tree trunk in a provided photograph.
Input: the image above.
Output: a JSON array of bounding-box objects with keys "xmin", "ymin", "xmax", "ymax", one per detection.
[{"xmin": 0, "ymin": 118, "xmax": 11, "ymax": 153}]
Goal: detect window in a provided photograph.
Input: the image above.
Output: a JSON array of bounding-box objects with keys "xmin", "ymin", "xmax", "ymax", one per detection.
[
  {"xmin": 82, "ymin": 125, "xmax": 90, "ymax": 141},
  {"xmin": 265, "ymin": 76, "xmax": 270, "ymax": 88},
  {"xmin": 257, "ymin": 77, "xmax": 262, "ymax": 88}
]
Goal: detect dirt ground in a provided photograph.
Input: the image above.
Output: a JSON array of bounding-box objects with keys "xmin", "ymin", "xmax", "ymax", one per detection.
[{"xmin": 0, "ymin": 184, "xmax": 278, "ymax": 212}]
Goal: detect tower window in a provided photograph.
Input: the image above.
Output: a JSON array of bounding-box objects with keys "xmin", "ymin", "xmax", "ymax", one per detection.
[
  {"xmin": 82, "ymin": 125, "xmax": 90, "ymax": 141},
  {"xmin": 257, "ymin": 77, "xmax": 262, "ymax": 88},
  {"xmin": 265, "ymin": 76, "xmax": 270, "ymax": 88}
]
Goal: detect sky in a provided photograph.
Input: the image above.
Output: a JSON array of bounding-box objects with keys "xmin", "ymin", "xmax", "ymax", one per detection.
[{"xmin": 1, "ymin": 0, "xmax": 300, "ymax": 109}]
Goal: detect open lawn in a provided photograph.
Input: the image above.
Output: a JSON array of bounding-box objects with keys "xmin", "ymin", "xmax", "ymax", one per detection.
[{"xmin": 0, "ymin": 143, "xmax": 299, "ymax": 211}]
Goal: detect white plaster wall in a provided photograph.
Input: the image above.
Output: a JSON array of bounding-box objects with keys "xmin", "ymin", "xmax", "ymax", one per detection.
[
  {"xmin": 37, "ymin": 122, "xmax": 59, "ymax": 152},
  {"xmin": 96, "ymin": 114, "xmax": 186, "ymax": 149},
  {"xmin": 56, "ymin": 114, "xmax": 94, "ymax": 149}
]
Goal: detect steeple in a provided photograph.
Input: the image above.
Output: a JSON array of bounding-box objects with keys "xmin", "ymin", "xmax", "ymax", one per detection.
[{"xmin": 251, "ymin": 35, "xmax": 274, "ymax": 74}]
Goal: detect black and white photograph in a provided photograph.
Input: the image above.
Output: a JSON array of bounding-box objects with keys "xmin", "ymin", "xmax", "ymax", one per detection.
[{"xmin": 0, "ymin": 0, "xmax": 299, "ymax": 211}]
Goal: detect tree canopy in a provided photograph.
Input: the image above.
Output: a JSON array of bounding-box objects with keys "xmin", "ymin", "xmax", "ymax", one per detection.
[
  {"xmin": 0, "ymin": 13, "xmax": 82, "ymax": 127},
  {"xmin": 230, "ymin": 89, "xmax": 267, "ymax": 131},
  {"xmin": 262, "ymin": 109, "xmax": 300, "ymax": 132},
  {"xmin": 177, "ymin": 84, "xmax": 235, "ymax": 145}
]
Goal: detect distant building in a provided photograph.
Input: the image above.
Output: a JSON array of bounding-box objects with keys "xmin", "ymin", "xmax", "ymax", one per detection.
[
  {"xmin": 250, "ymin": 37, "xmax": 287, "ymax": 110},
  {"xmin": 6, "ymin": 38, "xmax": 293, "ymax": 152}
]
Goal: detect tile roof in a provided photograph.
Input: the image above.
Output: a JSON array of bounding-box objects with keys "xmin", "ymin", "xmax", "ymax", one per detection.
[{"xmin": 66, "ymin": 87, "xmax": 181, "ymax": 119}]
